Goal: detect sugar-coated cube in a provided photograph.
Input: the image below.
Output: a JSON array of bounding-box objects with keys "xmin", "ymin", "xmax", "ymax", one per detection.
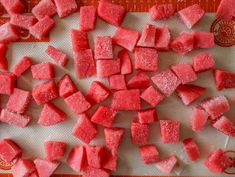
[
  {"xmin": 193, "ymin": 32, "xmax": 214, "ymax": 49},
  {"xmin": 31, "ymin": 62, "xmax": 54, "ymax": 80},
  {"xmin": 12, "ymin": 56, "xmax": 32, "ymax": 76},
  {"xmin": 156, "ymin": 155, "xmax": 177, "ymax": 174},
  {"xmin": 70, "ymin": 29, "xmax": 90, "ymax": 54},
  {"xmin": 109, "ymin": 74, "xmax": 126, "ymax": 90},
  {"xmin": 141, "ymin": 86, "xmax": 165, "ymax": 107},
  {"xmin": 191, "ymin": 107, "xmax": 209, "ymax": 132},
  {"xmin": 34, "ymin": 158, "xmax": 60, "ymax": 177},
  {"xmin": 127, "ymin": 72, "xmax": 149, "ymax": 89},
  {"xmin": 149, "ymin": 4, "xmax": 175, "ymax": 20},
  {"xmin": 10, "ymin": 14, "xmax": 37, "ymax": 30},
  {"xmin": 0, "ymin": 72, "xmax": 16, "ymax": 95},
  {"xmin": 57, "ymin": 74, "xmax": 77, "ymax": 98},
  {"xmin": 95, "ymin": 36, "xmax": 113, "ymax": 59},
  {"xmin": 80, "ymin": 5, "xmax": 97, "ymax": 31},
  {"xmin": 214, "ymin": 69, "xmax": 235, "ymax": 90},
  {"xmin": 0, "ymin": 23, "xmax": 19, "ymax": 43},
  {"xmin": 0, "ymin": 139, "xmax": 21, "ymax": 163},
  {"xmin": 155, "ymin": 27, "xmax": 171, "ymax": 51},
  {"xmin": 97, "ymin": 59, "xmax": 120, "ymax": 77},
  {"xmin": 32, "ymin": 0, "xmax": 57, "ymax": 20},
  {"xmin": 45, "ymin": 45, "xmax": 68, "ymax": 66},
  {"xmin": 12, "ymin": 159, "xmax": 36, "ymax": 177},
  {"xmin": 118, "ymin": 49, "xmax": 132, "ymax": 75},
  {"xmin": 213, "ymin": 116, "xmax": 235, "ymax": 137},
  {"xmin": 102, "ymin": 148, "xmax": 117, "ymax": 171},
  {"xmin": 86, "ymin": 146, "xmax": 103, "ymax": 168},
  {"xmin": 131, "ymin": 119, "xmax": 149, "ymax": 145},
  {"xmin": 139, "ymin": 144, "xmax": 160, "ymax": 164},
  {"xmin": 0, "ymin": 0, "xmax": 24, "ymax": 15},
  {"xmin": 67, "ymin": 146, "xmax": 86, "ymax": 172},
  {"xmin": 160, "ymin": 120, "xmax": 180, "ymax": 143},
  {"xmin": 138, "ymin": 109, "xmax": 158, "ymax": 124},
  {"xmin": 54, "ymin": 0, "xmax": 78, "ymax": 18},
  {"xmin": 82, "ymin": 166, "xmax": 110, "ymax": 177},
  {"xmin": 216, "ymin": 0, "xmax": 235, "ymax": 20},
  {"xmin": 183, "ymin": 138, "xmax": 200, "ymax": 161},
  {"xmin": 137, "ymin": 24, "xmax": 156, "ymax": 47},
  {"xmin": 44, "ymin": 141, "xmax": 66, "ymax": 161},
  {"xmin": 193, "ymin": 53, "xmax": 215, "ymax": 72}
]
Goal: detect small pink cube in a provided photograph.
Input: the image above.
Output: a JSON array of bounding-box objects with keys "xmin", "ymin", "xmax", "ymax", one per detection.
[
  {"xmin": 10, "ymin": 14, "xmax": 37, "ymax": 30},
  {"xmin": 149, "ymin": 4, "xmax": 175, "ymax": 20},
  {"xmin": 54, "ymin": 0, "xmax": 78, "ymax": 18},
  {"xmin": 118, "ymin": 49, "xmax": 132, "ymax": 75},
  {"xmin": 193, "ymin": 53, "xmax": 215, "ymax": 72},
  {"xmin": 97, "ymin": 59, "xmax": 120, "ymax": 78},
  {"xmin": 191, "ymin": 107, "xmax": 209, "ymax": 132},
  {"xmin": 155, "ymin": 27, "xmax": 171, "ymax": 51},
  {"xmin": 45, "ymin": 45, "xmax": 68, "ymax": 67},
  {"xmin": 31, "ymin": 62, "xmax": 54, "ymax": 80},
  {"xmin": 32, "ymin": 0, "xmax": 57, "ymax": 20},
  {"xmin": 0, "ymin": 0, "xmax": 24, "ymax": 15},
  {"xmin": 109, "ymin": 74, "xmax": 126, "ymax": 90},
  {"xmin": 213, "ymin": 116, "xmax": 235, "ymax": 137},
  {"xmin": 137, "ymin": 24, "xmax": 156, "ymax": 48},
  {"xmin": 138, "ymin": 109, "xmax": 158, "ymax": 124},
  {"xmin": 0, "ymin": 72, "xmax": 16, "ymax": 95},
  {"xmin": 0, "ymin": 23, "xmax": 19, "ymax": 44},
  {"xmin": 70, "ymin": 29, "xmax": 90, "ymax": 54},
  {"xmin": 12, "ymin": 56, "xmax": 32, "ymax": 76},
  {"xmin": 102, "ymin": 148, "xmax": 117, "ymax": 171},
  {"xmin": 160, "ymin": 120, "xmax": 180, "ymax": 143},
  {"xmin": 127, "ymin": 72, "xmax": 150, "ymax": 89},
  {"xmin": 12, "ymin": 159, "xmax": 36, "ymax": 177},
  {"xmin": 131, "ymin": 119, "xmax": 149, "ymax": 145},
  {"xmin": 139, "ymin": 144, "xmax": 160, "ymax": 164},
  {"xmin": 214, "ymin": 69, "xmax": 235, "ymax": 90},
  {"xmin": 95, "ymin": 36, "xmax": 113, "ymax": 59},
  {"xmin": 156, "ymin": 155, "xmax": 177, "ymax": 174},
  {"xmin": 67, "ymin": 146, "xmax": 86, "ymax": 172},
  {"xmin": 44, "ymin": 141, "xmax": 66, "ymax": 161},
  {"xmin": 183, "ymin": 138, "xmax": 200, "ymax": 161},
  {"xmin": 34, "ymin": 158, "xmax": 60, "ymax": 177},
  {"xmin": 57, "ymin": 74, "xmax": 77, "ymax": 98},
  {"xmin": 80, "ymin": 5, "xmax": 97, "ymax": 31},
  {"xmin": 193, "ymin": 32, "xmax": 214, "ymax": 49},
  {"xmin": 86, "ymin": 146, "xmax": 103, "ymax": 168},
  {"xmin": 141, "ymin": 86, "xmax": 165, "ymax": 107}
]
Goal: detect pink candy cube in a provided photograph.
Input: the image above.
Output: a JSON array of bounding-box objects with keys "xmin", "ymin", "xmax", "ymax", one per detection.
[
  {"xmin": 80, "ymin": 5, "xmax": 97, "ymax": 31},
  {"xmin": 67, "ymin": 146, "xmax": 86, "ymax": 172},
  {"xmin": 44, "ymin": 141, "xmax": 66, "ymax": 161},
  {"xmin": 95, "ymin": 36, "xmax": 113, "ymax": 59},
  {"xmin": 139, "ymin": 144, "xmax": 160, "ymax": 164},
  {"xmin": 137, "ymin": 24, "xmax": 156, "ymax": 48},
  {"xmin": 12, "ymin": 159, "xmax": 36, "ymax": 177},
  {"xmin": 0, "ymin": 72, "xmax": 16, "ymax": 95},
  {"xmin": 0, "ymin": 23, "xmax": 19, "ymax": 43},
  {"xmin": 86, "ymin": 146, "xmax": 103, "ymax": 168},
  {"xmin": 156, "ymin": 155, "xmax": 177, "ymax": 174},
  {"xmin": 54, "ymin": 0, "xmax": 78, "ymax": 18},
  {"xmin": 31, "ymin": 62, "xmax": 54, "ymax": 80},
  {"xmin": 70, "ymin": 29, "xmax": 90, "ymax": 54},
  {"xmin": 141, "ymin": 86, "xmax": 165, "ymax": 107},
  {"xmin": 109, "ymin": 74, "xmax": 126, "ymax": 90},
  {"xmin": 32, "ymin": 0, "xmax": 57, "ymax": 19},
  {"xmin": 131, "ymin": 119, "xmax": 149, "ymax": 145},
  {"xmin": 97, "ymin": 59, "xmax": 120, "ymax": 78},
  {"xmin": 214, "ymin": 69, "xmax": 235, "ymax": 90},
  {"xmin": 155, "ymin": 27, "xmax": 171, "ymax": 51},
  {"xmin": 45, "ymin": 45, "xmax": 68, "ymax": 67},
  {"xmin": 216, "ymin": 0, "xmax": 235, "ymax": 20},
  {"xmin": 57, "ymin": 74, "xmax": 77, "ymax": 98},
  {"xmin": 0, "ymin": 0, "xmax": 24, "ymax": 15},
  {"xmin": 34, "ymin": 158, "xmax": 60, "ymax": 177},
  {"xmin": 12, "ymin": 56, "xmax": 32, "ymax": 76},
  {"xmin": 138, "ymin": 109, "xmax": 158, "ymax": 124},
  {"xmin": 102, "ymin": 148, "xmax": 117, "ymax": 171},
  {"xmin": 160, "ymin": 120, "xmax": 180, "ymax": 143},
  {"xmin": 193, "ymin": 53, "xmax": 215, "ymax": 72},
  {"xmin": 213, "ymin": 116, "xmax": 235, "ymax": 137},
  {"xmin": 0, "ymin": 139, "xmax": 21, "ymax": 162},
  {"xmin": 127, "ymin": 72, "xmax": 150, "ymax": 89},
  {"xmin": 191, "ymin": 107, "xmax": 209, "ymax": 132},
  {"xmin": 10, "ymin": 14, "xmax": 37, "ymax": 30},
  {"xmin": 183, "ymin": 138, "xmax": 200, "ymax": 161},
  {"xmin": 119, "ymin": 49, "xmax": 132, "ymax": 75},
  {"xmin": 193, "ymin": 32, "xmax": 214, "ymax": 49}
]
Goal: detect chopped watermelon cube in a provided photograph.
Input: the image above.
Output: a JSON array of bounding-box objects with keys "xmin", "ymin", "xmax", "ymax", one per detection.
[
  {"xmin": 44, "ymin": 141, "xmax": 66, "ymax": 161},
  {"xmin": 72, "ymin": 114, "xmax": 97, "ymax": 144},
  {"xmin": 191, "ymin": 107, "xmax": 209, "ymax": 132},
  {"xmin": 104, "ymin": 127, "xmax": 125, "ymax": 153},
  {"xmin": 139, "ymin": 144, "xmax": 160, "ymax": 164},
  {"xmin": 149, "ymin": 4, "xmax": 175, "ymax": 20},
  {"xmin": 214, "ymin": 69, "xmax": 235, "ymax": 90},
  {"xmin": 67, "ymin": 146, "xmax": 86, "ymax": 172},
  {"xmin": 216, "ymin": 0, "xmax": 235, "ymax": 20},
  {"xmin": 102, "ymin": 148, "xmax": 117, "ymax": 171},
  {"xmin": 86, "ymin": 81, "xmax": 110, "ymax": 104},
  {"xmin": 155, "ymin": 27, "xmax": 171, "ymax": 51},
  {"xmin": 0, "ymin": 43, "xmax": 8, "ymax": 70},
  {"xmin": 0, "ymin": 23, "xmax": 19, "ymax": 43},
  {"xmin": 138, "ymin": 108, "xmax": 158, "ymax": 124},
  {"xmin": 45, "ymin": 45, "xmax": 68, "ymax": 67},
  {"xmin": 170, "ymin": 32, "xmax": 194, "ymax": 55},
  {"xmin": 54, "ymin": 0, "xmax": 78, "ymax": 18},
  {"xmin": 86, "ymin": 146, "xmax": 103, "ymax": 168},
  {"xmin": 171, "ymin": 64, "xmax": 197, "ymax": 84},
  {"xmin": 65, "ymin": 91, "xmax": 91, "ymax": 114},
  {"xmin": 193, "ymin": 53, "xmax": 215, "ymax": 72},
  {"xmin": 95, "ymin": 36, "xmax": 113, "ymax": 59},
  {"xmin": 178, "ymin": 4, "xmax": 205, "ymax": 29},
  {"xmin": 127, "ymin": 72, "xmax": 149, "ymax": 89},
  {"xmin": 137, "ymin": 24, "xmax": 156, "ymax": 47},
  {"xmin": 31, "ymin": 62, "xmax": 54, "ymax": 80},
  {"xmin": 113, "ymin": 27, "xmax": 140, "ymax": 51},
  {"xmin": 12, "ymin": 56, "xmax": 32, "ymax": 76},
  {"xmin": 0, "ymin": 139, "xmax": 21, "ymax": 163},
  {"xmin": 118, "ymin": 49, "xmax": 132, "ymax": 75},
  {"xmin": 112, "ymin": 89, "xmax": 141, "ymax": 110},
  {"xmin": 0, "ymin": 72, "xmax": 16, "ymax": 95},
  {"xmin": 109, "ymin": 74, "xmax": 126, "ymax": 90},
  {"xmin": 80, "ymin": 5, "xmax": 97, "ymax": 31},
  {"xmin": 70, "ymin": 29, "xmax": 90, "ymax": 54},
  {"xmin": 135, "ymin": 47, "xmax": 158, "ymax": 72},
  {"xmin": 200, "ymin": 96, "xmax": 230, "ymax": 120},
  {"xmin": 32, "ymin": 0, "xmax": 57, "ymax": 20},
  {"xmin": 176, "ymin": 84, "xmax": 206, "ymax": 105},
  {"xmin": 12, "ymin": 159, "xmax": 36, "ymax": 177},
  {"xmin": 58, "ymin": 74, "xmax": 77, "ymax": 98},
  {"xmin": 160, "ymin": 120, "xmax": 180, "ymax": 143},
  {"xmin": 38, "ymin": 103, "xmax": 67, "ymax": 126},
  {"xmin": 98, "ymin": 0, "xmax": 126, "ymax": 26},
  {"xmin": 131, "ymin": 119, "xmax": 149, "ymax": 145},
  {"xmin": 82, "ymin": 166, "xmax": 110, "ymax": 177},
  {"xmin": 34, "ymin": 158, "xmax": 60, "ymax": 177},
  {"xmin": 91, "ymin": 106, "xmax": 117, "ymax": 128},
  {"xmin": 151, "ymin": 69, "xmax": 181, "ymax": 97},
  {"xmin": 213, "ymin": 116, "xmax": 235, "ymax": 137},
  {"xmin": 193, "ymin": 32, "xmax": 214, "ymax": 49},
  {"xmin": 10, "ymin": 14, "xmax": 37, "ymax": 30},
  {"xmin": 74, "ymin": 49, "xmax": 96, "ymax": 79},
  {"xmin": 97, "ymin": 59, "xmax": 120, "ymax": 77},
  {"xmin": 141, "ymin": 86, "xmax": 165, "ymax": 107},
  {"xmin": 0, "ymin": 0, "xmax": 24, "ymax": 15},
  {"xmin": 182, "ymin": 138, "xmax": 200, "ymax": 161},
  {"xmin": 0, "ymin": 109, "xmax": 32, "ymax": 127},
  {"xmin": 156, "ymin": 155, "xmax": 177, "ymax": 174}
]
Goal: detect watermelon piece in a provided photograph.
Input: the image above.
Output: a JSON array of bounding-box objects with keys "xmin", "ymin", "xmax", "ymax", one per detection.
[
  {"xmin": 109, "ymin": 74, "xmax": 126, "ymax": 90},
  {"xmin": 193, "ymin": 53, "xmax": 215, "ymax": 72},
  {"xmin": 118, "ymin": 49, "xmax": 132, "ymax": 75},
  {"xmin": 70, "ymin": 29, "xmax": 90, "ymax": 54},
  {"xmin": 139, "ymin": 144, "xmax": 160, "ymax": 164},
  {"xmin": 151, "ymin": 69, "xmax": 181, "ymax": 97},
  {"xmin": 137, "ymin": 24, "xmax": 156, "ymax": 47},
  {"xmin": 32, "ymin": 80, "xmax": 58, "ymax": 105},
  {"xmin": 127, "ymin": 72, "xmax": 149, "ymax": 89},
  {"xmin": 170, "ymin": 32, "xmax": 194, "ymax": 55},
  {"xmin": 204, "ymin": 149, "xmax": 231, "ymax": 173},
  {"xmin": 113, "ymin": 27, "xmax": 140, "ymax": 51},
  {"xmin": 12, "ymin": 56, "xmax": 32, "ymax": 76},
  {"xmin": 97, "ymin": 59, "xmax": 120, "ymax": 77},
  {"xmin": 176, "ymin": 84, "xmax": 206, "ymax": 105},
  {"xmin": 104, "ymin": 127, "xmax": 125, "ymax": 153},
  {"xmin": 214, "ymin": 69, "xmax": 235, "ymax": 90},
  {"xmin": 72, "ymin": 114, "xmax": 97, "ymax": 144},
  {"xmin": 200, "ymin": 96, "xmax": 230, "ymax": 120},
  {"xmin": 65, "ymin": 91, "xmax": 91, "ymax": 114},
  {"xmin": 0, "ymin": 0, "xmax": 24, "ymax": 15},
  {"xmin": 182, "ymin": 138, "xmax": 200, "ymax": 161},
  {"xmin": 155, "ymin": 27, "xmax": 171, "ymax": 51},
  {"xmin": 178, "ymin": 4, "xmax": 205, "ymax": 29},
  {"xmin": 149, "ymin": 4, "xmax": 175, "ymax": 20},
  {"xmin": 74, "ymin": 49, "xmax": 96, "ymax": 79},
  {"xmin": 86, "ymin": 81, "xmax": 110, "ymax": 104},
  {"xmin": 32, "ymin": 0, "xmax": 57, "ymax": 20},
  {"xmin": 156, "ymin": 155, "xmax": 177, "ymax": 174},
  {"xmin": 95, "ymin": 36, "xmax": 113, "ymax": 59},
  {"xmin": 31, "ymin": 62, "xmax": 54, "ymax": 80},
  {"xmin": 54, "ymin": 0, "xmax": 78, "ymax": 18},
  {"xmin": 67, "ymin": 146, "xmax": 86, "ymax": 172},
  {"xmin": 0, "ymin": 139, "xmax": 21, "ymax": 163},
  {"xmin": 0, "ymin": 43, "xmax": 8, "ymax": 70},
  {"xmin": 12, "ymin": 159, "xmax": 36, "ymax": 177},
  {"xmin": 34, "ymin": 158, "xmax": 60, "ymax": 177},
  {"xmin": 86, "ymin": 146, "xmax": 103, "ymax": 168},
  {"xmin": 29, "ymin": 171, "xmax": 38, "ymax": 177},
  {"xmin": 10, "ymin": 14, "xmax": 37, "ymax": 30},
  {"xmin": 141, "ymin": 86, "xmax": 165, "ymax": 107},
  {"xmin": 216, "ymin": 0, "xmax": 235, "ymax": 20},
  {"xmin": 138, "ymin": 108, "xmax": 158, "ymax": 124},
  {"xmin": 6, "ymin": 88, "xmax": 31, "ymax": 114},
  {"xmin": 91, "ymin": 106, "xmax": 117, "ymax": 128},
  {"xmin": 102, "ymin": 148, "xmax": 117, "ymax": 171},
  {"xmin": 45, "ymin": 45, "xmax": 68, "ymax": 67},
  {"xmin": 213, "ymin": 116, "xmax": 235, "ymax": 137},
  {"xmin": 0, "ymin": 72, "xmax": 16, "ymax": 95},
  {"xmin": 191, "ymin": 107, "xmax": 209, "ymax": 132},
  {"xmin": 38, "ymin": 103, "xmax": 67, "ymax": 126},
  {"xmin": 44, "ymin": 141, "xmax": 66, "ymax": 161},
  {"xmin": 80, "ymin": 5, "xmax": 97, "ymax": 31},
  {"xmin": 193, "ymin": 32, "xmax": 214, "ymax": 49},
  {"xmin": 82, "ymin": 166, "xmax": 110, "ymax": 177},
  {"xmin": 0, "ymin": 109, "xmax": 32, "ymax": 127},
  {"xmin": 112, "ymin": 89, "xmax": 141, "ymax": 110},
  {"xmin": 171, "ymin": 64, "xmax": 197, "ymax": 84},
  {"xmin": 160, "ymin": 120, "xmax": 180, "ymax": 143},
  {"xmin": 58, "ymin": 74, "xmax": 77, "ymax": 98},
  {"xmin": 135, "ymin": 47, "xmax": 158, "ymax": 72},
  {"xmin": 131, "ymin": 119, "xmax": 149, "ymax": 145},
  {"xmin": 98, "ymin": 0, "xmax": 126, "ymax": 26},
  {"xmin": 0, "ymin": 23, "xmax": 19, "ymax": 43},
  {"xmin": 29, "ymin": 16, "xmax": 55, "ymax": 40}
]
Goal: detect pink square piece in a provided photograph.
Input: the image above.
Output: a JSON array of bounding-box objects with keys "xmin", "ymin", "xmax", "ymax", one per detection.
[
  {"xmin": 216, "ymin": 0, "xmax": 235, "ymax": 20},
  {"xmin": 45, "ymin": 45, "xmax": 68, "ymax": 67},
  {"xmin": 0, "ymin": 72, "xmax": 16, "ymax": 95},
  {"xmin": 131, "ymin": 119, "xmax": 149, "ymax": 145},
  {"xmin": 139, "ymin": 144, "xmax": 160, "ymax": 164},
  {"xmin": 149, "ymin": 4, "xmax": 175, "ymax": 20},
  {"xmin": 86, "ymin": 146, "xmax": 103, "ymax": 168},
  {"xmin": 118, "ymin": 49, "xmax": 132, "ymax": 75},
  {"xmin": 67, "ymin": 146, "xmax": 86, "ymax": 172},
  {"xmin": 138, "ymin": 109, "xmax": 158, "ymax": 124},
  {"xmin": 95, "ymin": 36, "xmax": 113, "ymax": 59},
  {"xmin": 109, "ymin": 74, "xmax": 126, "ymax": 90},
  {"xmin": 183, "ymin": 138, "xmax": 200, "ymax": 161},
  {"xmin": 80, "ymin": 5, "xmax": 97, "ymax": 31},
  {"xmin": 214, "ymin": 69, "xmax": 235, "ymax": 90},
  {"xmin": 193, "ymin": 32, "xmax": 214, "ymax": 49},
  {"xmin": 54, "ymin": 0, "xmax": 78, "ymax": 18},
  {"xmin": 141, "ymin": 86, "xmax": 165, "ymax": 107},
  {"xmin": 10, "ymin": 14, "xmax": 37, "ymax": 30},
  {"xmin": 44, "ymin": 141, "xmax": 66, "ymax": 161},
  {"xmin": 34, "ymin": 158, "xmax": 60, "ymax": 177},
  {"xmin": 137, "ymin": 24, "xmax": 156, "ymax": 48},
  {"xmin": 160, "ymin": 120, "xmax": 180, "ymax": 143},
  {"xmin": 102, "ymin": 148, "xmax": 117, "ymax": 171},
  {"xmin": 70, "ymin": 29, "xmax": 90, "ymax": 54},
  {"xmin": 58, "ymin": 74, "xmax": 77, "ymax": 98},
  {"xmin": 0, "ymin": 23, "xmax": 19, "ymax": 44},
  {"xmin": 97, "ymin": 59, "xmax": 120, "ymax": 78},
  {"xmin": 12, "ymin": 56, "xmax": 32, "ymax": 77},
  {"xmin": 31, "ymin": 62, "xmax": 54, "ymax": 80},
  {"xmin": 12, "ymin": 159, "xmax": 36, "ymax": 177},
  {"xmin": 32, "ymin": 0, "xmax": 57, "ymax": 20},
  {"xmin": 191, "ymin": 107, "xmax": 209, "ymax": 132},
  {"xmin": 127, "ymin": 72, "xmax": 150, "ymax": 89},
  {"xmin": 155, "ymin": 27, "xmax": 171, "ymax": 51},
  {"xmin": 213, "ymin": 116, "xmax": 235, "ymax": 137},
  {"xmin": 0, "ymin": 0, "xmax": 24, "ymax": 15},
  {"xmin": 156, "ymin": 155, "xmax": 177, "ymax": 174},
  {"xmin": 193, "ymin": 53, "xmax": 215, "ymax": 73}
]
